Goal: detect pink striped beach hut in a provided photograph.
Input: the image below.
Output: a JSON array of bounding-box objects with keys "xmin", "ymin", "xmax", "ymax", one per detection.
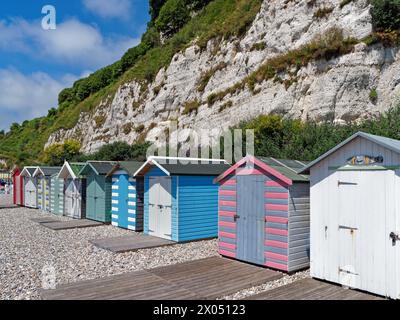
[{"xmin": 214, "ymin": 156, "xmax": 310, "ymax": 272}]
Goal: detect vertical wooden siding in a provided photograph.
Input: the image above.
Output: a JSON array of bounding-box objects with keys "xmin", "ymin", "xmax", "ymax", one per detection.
[
  {"xmin": 218, "ymin": 176, "xmax": 237, "ymax": 257},
  {"xmin": 177, "ymin": 175, "xmax": 219, "ymax": 242},
  {"xmin": 111, "ymin": 170, "xmax": 143, "ymax": 231},
  {"xmin": 50, "ymin": 176, "xmax": 64, "ymax": 215},
  {"xmin": 264, "ymin": 176, "xmax": 289, "ymax": 271},
  {"xmin": 288, "ymin": 182, "xmax": 310, "ymax": 272}
]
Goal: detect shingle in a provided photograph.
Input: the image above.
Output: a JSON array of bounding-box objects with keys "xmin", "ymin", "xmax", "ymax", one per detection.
[
  {"xmin": 118, "ymin": 161, "xmax": 145, "ymax": 176},
  {"xmin": 161, "ymin": 163, "xmax": 231, "ymax": 175},
  {"xmin": 37, "ymin": 167, "xmax": 61, "ymax": 176},
  {"xmin": 69, "ymin": 163, "xmax": 86, "ymax": 177},
  {"xmin": 87, "ymin": 161, "xmax": 115, "ymax": 175},
  {"xmin": 258, "ymin": 157, "xmax": 309, "ymax": 182}
]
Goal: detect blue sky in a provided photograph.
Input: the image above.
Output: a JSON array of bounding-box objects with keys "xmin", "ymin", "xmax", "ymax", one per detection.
[{"xmin": 0, "ymin": 0, "xmax": 150, "ymax": 131}]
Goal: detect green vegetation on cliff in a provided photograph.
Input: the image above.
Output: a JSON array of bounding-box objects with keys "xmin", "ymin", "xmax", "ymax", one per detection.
[{"xmin": 0, "ymin": 0, "xmax": 262, "ymax": 163}]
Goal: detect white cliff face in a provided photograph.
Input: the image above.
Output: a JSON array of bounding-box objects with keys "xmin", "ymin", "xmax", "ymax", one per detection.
[{"xmin": 46, "ymin": 0, "xmax": 400, "ymax": 153}]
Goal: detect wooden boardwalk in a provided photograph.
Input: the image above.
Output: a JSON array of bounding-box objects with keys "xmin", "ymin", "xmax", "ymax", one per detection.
[
  {"xmin": 41, "ymin": 257, "xmax": 282, "ymax": 300},
  {"xmin": 41, "ymin": 219, "xmax": 103, "ymax": 230},
  {"xmin": 90, "ymin": 234, "xmax": 175, "ymax": 253},
  {"xmin": 245, "ymin": 278, "xmax": 384, "ymax": 300},
  {"xmin": 31, "ymin": 217, "xmax": 60, "ymax": 223}
]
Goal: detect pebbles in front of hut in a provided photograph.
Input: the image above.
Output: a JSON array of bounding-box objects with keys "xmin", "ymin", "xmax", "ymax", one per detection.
[
  {"xmin": 220, "ymin": 269, "xmax": 311, "ymax": 300},
  {"xmin": 0, "ymin": 207, "xmax": 218, "ymax": 300}
]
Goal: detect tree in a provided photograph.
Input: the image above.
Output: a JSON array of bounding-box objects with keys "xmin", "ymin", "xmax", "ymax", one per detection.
[
  {"xmin": 42, "ymin": 139, "xmax": 82, "ymax": 166},
  {"xmin": 370, "ymin": 0, "xmax": 400, "ymax": 31},
  {"xmin": 155, "ymin": 0, "xmax": 190, "ymax": 36},
  {"xmin": 149, "ymin": 0, "xmax": 168, "ymax": 21}
]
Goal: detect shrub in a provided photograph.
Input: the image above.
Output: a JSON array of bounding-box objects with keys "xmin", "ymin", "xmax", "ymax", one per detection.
[
  {"xmin": 369, "ymin": 88, "xmax": 378, "ymax": 103},
  {"xmin": 155, "ymin": 0, "xmax": 190, "ymax": 36},
  {"xmin": 122, "ymin": 123, "xmax": 133, "ymax": 135},
  {"xmin": 182, "ymin": 99, "xmax": 200, "ymax": 114},
  {"xmin": 370, "ymin": 0, "xmax": 400, "ymax": 32},
  {"xmin": 340, "ymin": 0, "xmax": 353, "ymax": 8},
  {"xmin": 42, "ymin": 139, "xmax": 82, "ymax": 166},
  {"xmin": 218, "ymin": 100, "xmax": 233, "ymax": 112},
  {"xmin": 313, "ymin": 7, "xmax": 334, "ymax": 19},
  {"xmin": 94, "ymin": 115, "xmax": 106, "ymax": 128},
  {"xmin": 250, "ymin": 42, "xmax": 267, "ymax": 51},
  {"xmin": 197, "ymin": 62, "xmax": 227, "ymax": 92},
  {"xmin": 135, "ymin": 124, "xmax": 145, "ymax": 133}
]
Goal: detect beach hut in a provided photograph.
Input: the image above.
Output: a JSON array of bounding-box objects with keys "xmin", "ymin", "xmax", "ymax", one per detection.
[
  {"xmin": 299, "ymin": 131, "xmax": 400, "ymax": 299},
  {"xmin": 11, "ymin": 166, "xmax": 24, "ymax": 206},
  {"xmin": 214, "ymin": 156, "xmax": 310, "ymax": 273},
  {"xmin": 106, "ymin": 161, "xmax": 145, "ymax": 231},
  {"xmin": 134, "ymin": 156, "xmax": 230, "ymax": 242},
  {"xmin": 20, "ymin": 167, "xmax": 38, "ymax": 208},
  {"xmin": 58, "ymin": 162, "xmax": 86, "ymax": 219},
  {"xmin": 50, "ymin": 173, "xmax": 64, "ymax": 216},
  {"xmin": 33, "ymin": 167, "xmax": 61, "ymax": 212},
  {"xmin": 79, "ymin": 161, "xmax": 115, "ymax": 223}
]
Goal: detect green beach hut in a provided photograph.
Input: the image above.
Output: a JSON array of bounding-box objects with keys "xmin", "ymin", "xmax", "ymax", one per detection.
[
  {"xmin": 50, "ymin": 173, "xmax": 64, "ymax": 215},
  {"xmin": 79, "ymin": 161, "xmax": 115, "ymax": 223},
  {"xmin": 58, "ymin": 162, "xmax": 86, "ymax": 219}
]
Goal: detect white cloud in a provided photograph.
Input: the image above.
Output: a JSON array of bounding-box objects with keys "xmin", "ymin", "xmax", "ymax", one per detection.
[
  {"xmin": 0, "ymin": 68, "xmax": 80, "ymax": 130},
  {"xmin": 83, "ymin": 0, "xmax": 132, "ymax": 20},
  {"xmin": 0, "ymin": 18, "xmax": 140, "ymax": 69}
]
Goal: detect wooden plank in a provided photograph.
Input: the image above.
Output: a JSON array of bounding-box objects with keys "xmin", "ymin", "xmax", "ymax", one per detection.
[
  {"xmin": 31, "ymin": 217, "xmax": 60, "ymax": 223},
  {"xmin": 245, "ymin": 278, "xmax": 385, "ymax": 300},
  {"xmin": 90, "ymin": 234, "xmax": 175, "ymax": 253},
  {"xmin": 41, "ymin": 219, "xmax": 103, "ymax": 230},
  {"xmin": 41, "ymin": 257, "xmax": 282, "ymax": 300}
]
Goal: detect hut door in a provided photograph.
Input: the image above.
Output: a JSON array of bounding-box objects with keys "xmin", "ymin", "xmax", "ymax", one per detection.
[
  {"xmin": 158, "ymin": 177, "xmax": 172, "ymax": 240},
  {"xmin": 73, "ymin": 180, "xmax": 82, "ymax": 219},
  {"xmin": 25, "ymin": 178, "xmax": 36, "ymax": 208},
  {"xmin": 336, "ymin": 170, "xmax": 387, "ymax": 296},
  {"xmin": 118, "ymin": 174, "xmax": 129, "ymax": 229},
  {"xmin": 148, "ymin": 177, "xmax": 172, "ymax": 240},
  {"xmin": 65, "ymin": 179, "xmax": 75, "ymax": 218},
  {"xmin": 236, "ymin": 175, "xmax": 265, "ymax": 265}
]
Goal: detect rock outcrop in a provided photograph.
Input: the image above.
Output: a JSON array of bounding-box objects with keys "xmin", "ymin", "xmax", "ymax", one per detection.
[{"xmin": 46, "ymin": 0, "xmax": 400, "ymax": 153}]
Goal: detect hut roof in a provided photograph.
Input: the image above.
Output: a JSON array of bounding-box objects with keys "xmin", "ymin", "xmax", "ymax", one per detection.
[
  {"xmin": 214, "ymin": 155, "xmax": 309, "ymax": 185},
  {"xmin": 20, "ymin": 167, "xmax": 38, "ymax": 177},
  {"xmin": 107, "ymin": 161, "xmax": 145, "ymax": 177},
  {"xmin": 33, "ymin": 167, "xmax": 61, "ymax": 177},
  {"xmin": 79, "ymin": 161, "xmax": 116, "ymax": 176},
  {"xmin": 299, "ymin": 131, "xmax": 400, "ymax": 174},
  {"xmin": 134, "ymin": 156, "xmax": 230, "ymax": 177},
  {"xmin": 58, "ymin": 162, "xmax": 86, "ymax": 179}
]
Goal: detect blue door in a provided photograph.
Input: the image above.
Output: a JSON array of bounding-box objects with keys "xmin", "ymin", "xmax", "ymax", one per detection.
[
  {"xmin": 118, "ymin": 173, "xmax": 129, "ymax": 229},
  {"xmin": 236, "ymin": 175, "xmax": 265, "ymax": 265},
  {"xmin": 112, "ymin": 171, "xmax": 137, "ymax": 230}
]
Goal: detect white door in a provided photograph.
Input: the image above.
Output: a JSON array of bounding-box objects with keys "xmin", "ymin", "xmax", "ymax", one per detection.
[
  {"xmin": 148, "ymin": 177, "xmax": 158, "ymax": 237},
  {"xmin": 64, "ymin": 179, "xmax": 74, "ymax": 218},
  {"xmin": 72, "ymin": 180, "xmax": 82, "ymax": 219},
  {"xmin": 336, "ymin": 170, "xmax": 388, "ymax": 296},
  {"xmin": 158, "ymin": 177, "xmax": 172, "ymax": 240},
  {"xmin": 25, "ymin": 178, "xmax": 35, "ymax": 208},
  {"xmin": 148, "ymin": 177, "xmax": 172, "ymax": 240}
]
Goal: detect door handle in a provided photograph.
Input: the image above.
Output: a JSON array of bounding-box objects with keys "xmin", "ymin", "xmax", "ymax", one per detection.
[
  {"xmin": 390, "ymin": 232, "xmax": 400, "ymax": 245},
  {"xmin": 233, "ymin": 214, "xmax": 240, "ymax": 222}
]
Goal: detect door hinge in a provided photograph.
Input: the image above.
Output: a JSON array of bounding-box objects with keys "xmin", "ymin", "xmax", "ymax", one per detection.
[{"xmin": 339, "ymin": 267, "xmax": 359, "ymax": 276}]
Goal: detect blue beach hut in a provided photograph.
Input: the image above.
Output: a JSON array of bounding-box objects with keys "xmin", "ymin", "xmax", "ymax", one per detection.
[
  {"xmin": 106, "ymin": 161, "xmax": 145, "ymax": 231},
  {"xmin": 134, "ymin": 156, "xmax": 230, "ymax": 242}
]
